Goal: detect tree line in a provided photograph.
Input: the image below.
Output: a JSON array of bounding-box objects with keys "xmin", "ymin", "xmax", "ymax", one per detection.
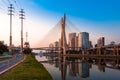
[{"xmin": 0, "ymin": 41, "xmax": 9, "ymax": 55}]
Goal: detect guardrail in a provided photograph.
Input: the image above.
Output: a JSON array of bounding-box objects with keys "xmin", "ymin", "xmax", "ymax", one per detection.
[{"xmin": 0, "ymin": 54, "xmax": 24, "ymax": 74}]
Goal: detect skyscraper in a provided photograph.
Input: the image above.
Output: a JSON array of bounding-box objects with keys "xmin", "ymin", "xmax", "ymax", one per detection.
[
  {"xmin": 78, "ymin": 32, "xmax": 89, "ymax": 50},
  {"xmin": 75, "ymin": 36, "xmax": 78, "ymax": 50},
  {"xmin": 68, "ymin": 33, "xmax": 76, "ymax": 50},
  {"xmin": 97, "ymin": 37, "xmax": 105, "ymax": 47}
]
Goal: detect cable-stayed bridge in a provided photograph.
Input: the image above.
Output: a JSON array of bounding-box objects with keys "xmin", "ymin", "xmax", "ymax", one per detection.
[
  {"xmin": 32, "ymin": 14, "xmax": 120, "ymax": 57},
  {"xmin": 34, "ymin": 14, "xmax": 80, "ymax": 54},
  {"xmin": 31, "ymin": 14, "xmax": 120, "ymax": 57},
  {"xmin": 8, "ymin": 13, "xmax": 120, "ymax": 57},
  {"xmin": 38, "ymin": 14, "xmax": 80, "ymax": 48}
]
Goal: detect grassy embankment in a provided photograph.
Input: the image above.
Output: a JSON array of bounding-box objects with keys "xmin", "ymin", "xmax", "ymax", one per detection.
[{"xmin": 0, "ymin": 54, "xmax": 52, "ymax": 80}]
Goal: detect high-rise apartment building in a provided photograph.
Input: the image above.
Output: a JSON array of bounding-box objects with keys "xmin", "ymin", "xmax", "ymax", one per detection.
[{"xmin": 78, "ymin": 32, "xmax": 89, "ymax": 50}]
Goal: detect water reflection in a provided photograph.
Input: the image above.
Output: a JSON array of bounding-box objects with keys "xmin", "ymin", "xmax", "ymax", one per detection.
[
  {"xmin": 37, "ymin": 55, "xmax": 120, "ymax": 80},
  {"xmin": 59, "ymin": 57, "xmax": 67, "ymax": 80}
]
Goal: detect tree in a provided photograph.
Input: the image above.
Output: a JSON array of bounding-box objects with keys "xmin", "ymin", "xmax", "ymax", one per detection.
[
  {"xmin": 23, "ymin": 48, "xmax": 32, "ymax": 54},
  {"xmin": 0, "ymin": 41, "xmax": 9, "ymax": 54}
]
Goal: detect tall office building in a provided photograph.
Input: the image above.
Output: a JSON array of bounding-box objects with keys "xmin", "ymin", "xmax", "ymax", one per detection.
[
  {"xmin": 97, "ymin": 37, "xmax": 105, "ymax": 47},
  {"xmin": 78, "ymin": 32, "xmax": 89, "ymax": 50},
  {"xmin": 68, "ymin": 33, "xmax": 76, "ymax": 50},
  {"xmin": 75, "ymin": 36, "xmax": 78, "ymax": 50}
]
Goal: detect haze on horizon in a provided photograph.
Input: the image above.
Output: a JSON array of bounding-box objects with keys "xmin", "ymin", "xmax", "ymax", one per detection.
[{"xmin": 0, "ymin": 0, "xmax": 120, "ymax": 48}]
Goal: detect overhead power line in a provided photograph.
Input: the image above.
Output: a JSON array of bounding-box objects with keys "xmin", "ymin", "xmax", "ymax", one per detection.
[
  {"xmin": 14, "ymin": 0, "xmax": 22, "ymax": 9},
  {"xmin": 14, "ymin": 0, "xmax": 20, "ymax": 9},
  {"xmin": 1, "ymin": 0, "xmax": 9, "ymax": 5},
  {"xmin": 0, "ymin": 7, "xmax": 6, "ymax": 14},
  {"xmin": 0, "ymin": 0, "xmax": 8, "ymax": 10}
]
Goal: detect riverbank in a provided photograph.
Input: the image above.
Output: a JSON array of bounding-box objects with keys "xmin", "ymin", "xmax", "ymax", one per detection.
[{"xmin": 0, "ymin": 54, "xmax": 52, "ymax": 80}]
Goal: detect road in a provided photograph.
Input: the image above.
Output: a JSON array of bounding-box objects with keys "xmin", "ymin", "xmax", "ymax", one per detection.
[{"xmin": 0, "ymin": 54, "xmax": 24, "ymax": 73}]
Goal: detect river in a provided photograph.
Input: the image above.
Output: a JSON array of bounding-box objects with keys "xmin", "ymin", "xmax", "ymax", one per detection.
[{"xmin": 35, "ymin": 52, "xmax": 120, "ymax": 80}]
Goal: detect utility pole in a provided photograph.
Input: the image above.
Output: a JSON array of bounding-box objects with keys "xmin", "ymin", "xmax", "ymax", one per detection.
[
  {"xmin": 19, "ymin": 9, "xmax": 25, "ymax": 54},
  {"xmin": 8, "ymin": 4, "xmax": 14, "ymax": 54}
]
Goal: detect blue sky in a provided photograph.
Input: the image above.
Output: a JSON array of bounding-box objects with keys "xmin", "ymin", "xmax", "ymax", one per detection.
[
  {"xmin": 23, "ymin": 0, "xmax": 120, "ymax": 46},
  {"xmin": 0, "ymin": 0, "xmax": 120, "ymax": 47},
  {"xmin": 27, "ymin": 0, "xmax": 120, "ymax": 21}
]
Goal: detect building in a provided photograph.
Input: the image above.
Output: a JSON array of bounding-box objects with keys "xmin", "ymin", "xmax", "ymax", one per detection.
[
  {"xmin": 53, "ymin": 41, "xmax": 59, "ymax": 51},
  {"xmin": 75, "ymin": 36, "xmax": 78, "ymax": 50},
  {"xmin": 68, "ymin": 33, "xmax": 76, "ymax": 50},
  {"xmin": 49, "ymin": 43, "xmax": 54, "ymax": 52},
  {"xmin": 78, "ymin": 32, "xmax": 89, "ymax": 50},
  {"xmin": 59, "ymin": 38, "xmax": 61, "ymax": 48},
  {"xmin": 110, "ymin": 41, "xmax": 115, "ymax": 45},
  {"xmin": 106, "ymin": 41, "xmax": 115, "ymax": 48},
  {"xmin": 24, "ymin": 42, "xmax": 30, "ymax": 48},
  {"xmin": 49, "ymin": 43, "xmax": 54, "ymax": 48},
  {"xmin": 89, "ymin": 41, "xmax": 93, "ymax": 48},
  {"xmin": 97, "ymin": 37, "xmax": 105, "ymax": 47}
]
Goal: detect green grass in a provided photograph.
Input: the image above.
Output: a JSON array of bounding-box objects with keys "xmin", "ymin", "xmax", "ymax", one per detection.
[{"xmin": 0, "ymin": 54, "xmax": 52, "ymax": 80}]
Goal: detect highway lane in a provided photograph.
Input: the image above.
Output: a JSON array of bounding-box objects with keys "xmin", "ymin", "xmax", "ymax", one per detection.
[{"xmin": 0, "ymin": 54, "xmax": 24, "ymax": 72}]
